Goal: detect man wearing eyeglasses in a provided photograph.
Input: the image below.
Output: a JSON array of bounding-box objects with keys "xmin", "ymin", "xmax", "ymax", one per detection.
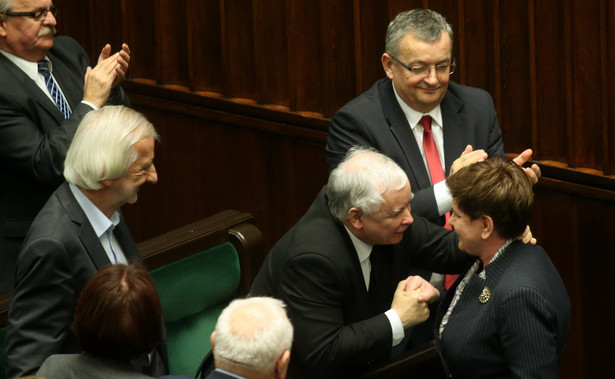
[
  {"xmin": 0, "ymin": 0, "xmax": 131, "ymax": 293},
  {"xmin": 325, "ymin": 8, "xmax": 540, "ymax": 348}
]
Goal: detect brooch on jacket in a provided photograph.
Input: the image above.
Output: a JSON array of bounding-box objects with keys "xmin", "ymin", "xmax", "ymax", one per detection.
[{"xmin": 479, "ymin": 286, "xmax": 491, "ymax": 303}]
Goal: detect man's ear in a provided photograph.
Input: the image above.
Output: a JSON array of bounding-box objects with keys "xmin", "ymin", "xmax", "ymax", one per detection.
[
  {"xmin": 275, "ymin": 350, "xmax": 291, "ymax": 379},
  {"xmin": 480, "ymin": 215, "xmax": 494, "ymax": 240},
  {"xmin": 381, "ymin": 53, "xmax": 394, "ymax": 79},
  {"xmin": 100, "ymin": 179, "xmax": 113, "ymax": 188},
  {"xmin": 210, "ymin": 331, "xmax": 216, "ymax": 351},
  {"xmin": 347, "ymin": 207, "xmax": 364, "ymax": 229},
  {"xmin": 0, "ymin": 16, "xmax": 8, "ymax": 38}
]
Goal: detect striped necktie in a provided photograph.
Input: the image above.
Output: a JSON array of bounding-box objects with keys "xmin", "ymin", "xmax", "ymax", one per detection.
[{"xmin": 37, "ymin": 60, "xmax": 71, "ymax": 119}]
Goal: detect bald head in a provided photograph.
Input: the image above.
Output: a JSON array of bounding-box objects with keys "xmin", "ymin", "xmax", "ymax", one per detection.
[{"xmin": 213, "ymin": 297, "xmax": 293, "ymax": 377}]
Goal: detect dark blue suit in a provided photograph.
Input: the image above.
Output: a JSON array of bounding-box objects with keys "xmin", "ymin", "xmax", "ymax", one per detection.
[
  {"xmin": 326, "ymin": 78, "xmax": 504, "ymax": 225},
  {"xmin": 435, "ymin": 241, "xmax": 570, "ymax": 378},
  {"xmin": 0, "ymin": 36, "xmax": 130, "ymax": 292}
]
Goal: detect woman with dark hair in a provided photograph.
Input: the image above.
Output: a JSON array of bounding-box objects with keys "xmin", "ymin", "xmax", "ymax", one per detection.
[
  {"xmin": 435, "ymin": 156, "xmax": 570, "ymax": 378},
  {"xmin": 37, "ymin": 263, "xmax": 162, "ymax": 378}
]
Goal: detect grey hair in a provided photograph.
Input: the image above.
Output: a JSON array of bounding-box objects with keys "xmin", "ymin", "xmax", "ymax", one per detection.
[
  {"xmin": 327, "ymin": 147, "xmax": 408, "ymax": 221},
  {"xmin": 214, "ymin": 297, "xmax": 293, "ymax": 373},
  {"xmin": 385, "ymin": 8, "xmax": 454, "ymax": 57},
  {"xmin": 64, "ymin": 106, "xmax": 159, "ymax": 190},
  {"xmin": 0, "ymin": 0, "xmax": 16, "ymax": 14}
]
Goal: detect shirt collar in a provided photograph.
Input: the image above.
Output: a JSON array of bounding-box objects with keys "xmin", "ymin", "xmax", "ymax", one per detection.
[
  {"xmin": 391, "ymin": 83, "xmax": 443, "ymax": 130},
  {"xmin": 69, "ymin": 183, "xmax": 120, "ymax": 238},
  {"xmin": 0, "ymin": 49, "xmax": 51, "ymax": 81},
  {"xmin": 214, "ymin": 368, "xmax": 245, "ymax": 379},
  {"xmin": 344, "ymin": 225, "xmax": 373, "ymax": 264}
]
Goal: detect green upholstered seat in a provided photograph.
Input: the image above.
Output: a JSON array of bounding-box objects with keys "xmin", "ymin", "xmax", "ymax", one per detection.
[{"xmin": 150, "ymin": 242, "xmax": 240, "ymax": 377}]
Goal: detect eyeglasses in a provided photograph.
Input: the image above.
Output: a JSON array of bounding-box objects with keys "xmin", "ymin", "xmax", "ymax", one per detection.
[
  {"xmin": 2, "ymin": 4, "xmax": 56, "ymax": 22},
  {"xmin": 389, "ymin": 55, "xmax": 456, "ymax": 78}
]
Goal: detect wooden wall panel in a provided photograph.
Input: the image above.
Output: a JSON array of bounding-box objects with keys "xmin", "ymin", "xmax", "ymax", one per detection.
[
  {"xmin": 253, "ymin": 0, "xmax": 289, "ymax": 107},
  {"xmin": 154, "ymin": 0, "xmax": 189, "ymax": 86},
  {"xmin": 186, "ymin": 0, "xmax": 223, "ymax": 93},
  {"xmin": 498, "ymin": 0, "xmax": 532, "ymax": 152},
  {"xmin": 320, "ymin": 0, "xmax": 357, "ymax": 117},
  {"xmin": 534, "ymin": 0, "xmax": 568, "ymax": 163},
  {"xmin": 220, "ymin": 0, "xmax": 256, "ymax": 100},
  {"xmin": 123, "ymin": 0, "xmax": 157, "ymax": 81},
  {"xmin": 570, "ymin": 1, "xmax": 603, "ymax": 172},
  {"xmin": 286, "ymin": 1, "xmax": 323, "ymax": 114},
  {"xmin": 353, "ymin": 1, "xmax": 389, "ymax": 93}
]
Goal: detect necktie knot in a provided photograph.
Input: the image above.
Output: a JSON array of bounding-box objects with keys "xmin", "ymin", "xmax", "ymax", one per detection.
[
  {"xmin": 419, "ymin": 115, "xmax": 432, "ymax": 132},
  {"xmin": 37, "ymin": 60, "xmax": 50, "ymax": 74}
]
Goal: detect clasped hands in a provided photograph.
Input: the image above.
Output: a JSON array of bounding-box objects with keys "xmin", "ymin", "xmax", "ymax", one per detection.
[
  {"xmin": 392, "ymin": 276, "xmax": 440, "ymax": 329},
  {"xmin": 83, "ymin": 43, "xmax": 131, "ymax": 108}
]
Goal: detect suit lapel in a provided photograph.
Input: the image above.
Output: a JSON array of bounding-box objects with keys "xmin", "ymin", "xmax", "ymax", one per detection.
[
  {"xmin": 114, "ymin": 212, "xmax": 140, "ymax": 263},
  {"xmin": 440, "ymin": 86, "xmax": 468, "ymax": 174},
  {"xmin": 57, "ymin": 183, "xmax": 111, "ymax": 270},
  {"xmin": 379, "ymin": 79, "xmax": 432, "ymax": 189},
  {"xmin": 0, "ymin": 53, "xmax": 64, "ymax": 126}
]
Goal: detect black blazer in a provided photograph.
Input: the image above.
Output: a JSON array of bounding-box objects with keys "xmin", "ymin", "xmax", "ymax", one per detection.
[
  {"xmin": 326, "ymin": 78, "xmax": 505, "ymax": 225},
  {"xmin": 3, "ymin": 183, "xmax": 165, "ymax": 378},
  {"xmin": 434, "ymin": 241, "xmax": 570, "ymax": 378},
  {"xmin": 0, "ymin": 36, "xmax": 130, "ymax": 292},
  {"xmin": 251, "ymin": 187, "xmax": 471, "ymax": 378}
]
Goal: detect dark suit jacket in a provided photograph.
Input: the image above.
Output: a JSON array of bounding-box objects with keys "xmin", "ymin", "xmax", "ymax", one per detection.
[
  {"xmin": 326, "ymin": 78, "xmax": 505, "ymax": 225},
  {"xmin": 0, "ymin": 36, "xmax": 129, "ymax": 292},
  {"xmin": 250, "ymin": 187, "xmax": 472, "ymax": 378},
  {"xmin": 434, "ymin": 241, "xmax": 570, "ymax": 378},
  {"xmin": 4, "ymin": 183, "xmax": 166, "ymax": 378},
  {"xmin": 37, "ymin": 353, "xmax": 154, "ymax": 379}
]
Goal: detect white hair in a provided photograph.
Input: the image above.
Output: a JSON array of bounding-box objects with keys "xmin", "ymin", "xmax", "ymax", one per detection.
[
  {"xmin": 327, "ymin": 147, "xmax": 408, "ymax": 221},
  {"xmin": 214, "ymin": 297, "xmax": 293, "ymax": 373},
  {"xmin": 0, "ymin": 0, "xmax": 16, "ymax": 15},
  {"xmin": 64, "ymin": 106, "xmax": 158, "ymax": 190}
]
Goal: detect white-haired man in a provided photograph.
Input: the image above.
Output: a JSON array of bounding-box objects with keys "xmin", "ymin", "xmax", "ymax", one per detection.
[
  {"xmin": 251, "ymin": 147, "xmax": 472, "ymax": 378},
  {"xmin": 210, "ymin": 297, "xmax": 293, "ymax": 379},
  {"xmin": 0, "ymin": 0, "xmax": 131, "ymax": 292},
  {"xmin": 5, "ymin": 106, "xmax": 167, "ymax": 378}
]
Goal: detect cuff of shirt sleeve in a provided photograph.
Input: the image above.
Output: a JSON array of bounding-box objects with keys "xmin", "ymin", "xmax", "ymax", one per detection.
[
  {"xmin": 80, "ymin": 100, "xmax": 98, "ymax": 110},
  {"xmin": 434, "ymin": 180, "xmax": 453, "ymax": 216},
  {"xmin": 385, "ymin": 309, "xmax": 405, "ymax": 346}
]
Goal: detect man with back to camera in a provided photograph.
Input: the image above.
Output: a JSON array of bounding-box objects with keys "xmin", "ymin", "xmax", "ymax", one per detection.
[
  {"xmin": 0, "ymin": 0, "xmax": 131, "ymax": 292},
  {"xmin": 251, "ymin": 147, "xmax": 475, "ymax": 378},
  {"xmin": 4, "ymin": 106, "xmax": 168, "ymax": 378},
  {"xmin": 159, "ymin": 297, "xmax": 294, "ymax": 379}
]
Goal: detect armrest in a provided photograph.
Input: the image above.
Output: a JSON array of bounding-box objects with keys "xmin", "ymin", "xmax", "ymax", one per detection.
[{"xmin": 358, "ymin": 339, "xmax": 445, "ymax": 378}]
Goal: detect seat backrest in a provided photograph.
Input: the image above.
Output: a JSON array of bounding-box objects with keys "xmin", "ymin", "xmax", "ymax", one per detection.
[
  {"xmin": 150, "ymin": 242, "xmax": 240, "ymax": 376},
  {"xmin": 139, "ymin": 210, "xmax": 266, "ymax": 377}
]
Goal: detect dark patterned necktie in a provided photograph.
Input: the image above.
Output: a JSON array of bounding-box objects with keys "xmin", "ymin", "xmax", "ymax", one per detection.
[{"xmin": 37, "ymin": 60, "xmax": 71, "ymax": 119}]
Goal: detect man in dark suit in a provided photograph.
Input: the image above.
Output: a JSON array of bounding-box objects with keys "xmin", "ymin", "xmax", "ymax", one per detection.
[
  {"xmin": 0, "ymin": 0, "xmax": 131, "ymax": 292},
  {"xmin": 326, "ymin": 8, "xmax": 540, "ymax": 226},
  {"xmin": 251, "ymin": 147, "xmax": 471, "ymax": 378},
  {"xmin": 5, "ymin": 106, "xmax": 166, "ymax": 378}
]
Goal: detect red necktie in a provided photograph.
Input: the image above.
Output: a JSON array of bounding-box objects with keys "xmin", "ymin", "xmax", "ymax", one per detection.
[{"xmin": 420, "ymin": 115, "xmax": 457, "ymax": 289}]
